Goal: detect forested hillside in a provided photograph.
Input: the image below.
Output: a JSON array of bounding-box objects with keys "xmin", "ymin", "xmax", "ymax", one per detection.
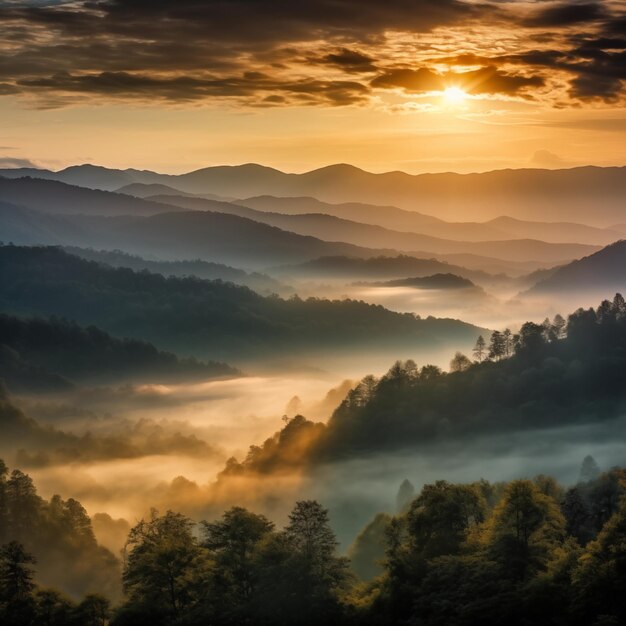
[
  {"xmin": 0, "ymin": 246, "xmax": 482, "ymax": 363},
  {"xmin": 2, "ymin": 458, "xmax": 626, "ymax": 625},
  {"xmin": 219, "ymin": 294, "xmax": 626, "ymax": 473},
  {"xmin": 0, "ymin": 313, "xmax": 237, "ymax": 392}
]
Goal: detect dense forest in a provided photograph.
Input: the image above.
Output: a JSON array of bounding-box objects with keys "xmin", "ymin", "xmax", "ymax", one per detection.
[
  {"xmin": 217, "ymin": 293, "xmax": 626, "ymax": 475},
  {"xmin": 0, "ymin": 245, "xmax": 482, "ymax": 361},
  {"xmin": 2, "ymin": 457, "xmax": 626, "ymax": 625},
  {"xmin": 0, "ymin": 313, "xmax": 237, "ymax": 393},
  {"xmin": 64, "ymin": 247, "xmax": 289, "ymax": 295}
]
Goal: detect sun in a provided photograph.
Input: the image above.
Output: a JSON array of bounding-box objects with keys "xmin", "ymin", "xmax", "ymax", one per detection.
[{"xmin": 442, "ymin": 86, "xmax": 468, "ymax": 105}]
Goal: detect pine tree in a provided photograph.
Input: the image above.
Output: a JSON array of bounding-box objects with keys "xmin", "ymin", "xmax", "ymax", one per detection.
[{"xmin": 472, "ymin": 335, "xmax": 487, "ymax": 362}]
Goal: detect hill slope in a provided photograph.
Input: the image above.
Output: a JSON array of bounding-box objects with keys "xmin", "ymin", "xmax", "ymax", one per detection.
[
  {"xmin": 0, "ymin": 176, "xmax": 180, "ymax": 216},
  {"xmin": 0, "ymin": 312, "xmax": 237, "ymax": 393},
  {"xmin": 525, "ymin": 241, "xmax": 626, "ymax": 296},
  {"xmin": 149, "ymin": 194, "xmax": 598, "ymax": 264},
  {"xmin": 0, "ymin": 198, "xmax": 401, "ymax": 268},
  {"xmin": 0, "ymin": 246, "xmax": 484, "ymax": 364}
]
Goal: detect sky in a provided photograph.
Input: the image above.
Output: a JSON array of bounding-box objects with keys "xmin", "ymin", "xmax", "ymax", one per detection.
[{"xmin": 0, "ymin": 0, "xmax": 625, "ymax": 174}]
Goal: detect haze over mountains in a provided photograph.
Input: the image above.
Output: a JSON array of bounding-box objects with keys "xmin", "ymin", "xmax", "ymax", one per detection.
[
  {"xmin": 240, "ymin": 196, "xmax": 624, "ymax": 246},
  {"xmin": 2, "ymin": 160, "xmax": 626, "ymax": 622},
  {"xmin": 2, "ymin": 163, "xmax": 623, "ymax": 224},
  {"xmin": 0, "ymin": 172, "xmax": 608, "ymax": 273},
  {"xmin": 148, "ymin": 194, "xmax": 598, "ymax": 264},
  {"xmin": 525, "ymin": 240, "xmax": 626, "ymax": 298},
  {"xmin": 0, "ymin": 246, "xmax": 484, "ymax": 367}
]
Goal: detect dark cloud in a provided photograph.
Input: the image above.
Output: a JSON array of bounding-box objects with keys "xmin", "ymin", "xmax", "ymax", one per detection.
[
  {"xmin": 318, "ymin": 48, "xmax": 377, "ymax": 73},
  {"xmin": 0, "ymin": 0, "xmax": 623, "ymax": 106},
  {"xmin": 371, "ymin": 68, "xmax": 443, "ymax": 91},
  {"xmin": 523, "ymin": 2, "xmax": 608, "ymax": 28},
  {"xmin": 17, "ymin": 70, "xmax": 370, "ymax": 106},
  {"xmin": 0, "ymin": 156, "xmax": 38, "ymax": 168},
  {"xmin": 371, "ymin": 65, "xmax": 544, "ymax": 96}
]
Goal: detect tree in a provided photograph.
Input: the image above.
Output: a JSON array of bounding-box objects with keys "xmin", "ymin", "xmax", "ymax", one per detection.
[
  {"xmin": 285, "ymin": 500, "xmax": 339, "ymax": 577},
  {"xmin": 5, "ymin": 471, "xmax": 40, "ymax": 543},
  {"xmin": 34, "ymin": 589, "xmax": 74, "ymax": 626},
  {"xmin": 0, "ymin": 460, "xmax": 7, "ymax": 545},
  {"xmin": 74, "ymin": 593, "xmax": 111, "ymax": 626},
  {"xmin": 0, "ymin": 541, "xmax": 37, "ymax": 626},
  {"xmin": 121, "ymin": 510, "xmax": 203, "ymax": 622},
  {"xmin": 406, "ymin": 481, "xmax": 486, "ymax": 560},
  {"xmin": 552, "ymin": 314, "xmax": 566, "ymax": 339},
  {"xmin": 613, "ymin": 293, "xmax": 626, "ymax": 319},
  {"xmin": 201, "ymin": 507, "xmax": 274, "ymax": 602},
  {"xmin": 485, "ymin": 480, "xmax": 566, "ymax": 581},
  {"xmin": 562, "ymin": 487, "xmax": 593, "ymax": 545},
  {"xmin": 502, "ymin": 328, "xmax": 514, "ymax": 357},
  {"xmin": 488, "ymin": 331, "xmax": 506, "ymax": 360},
  {"xmin": 574, "ymin": 495, "xmax": 626, "ymax": 624},
  {"xmin": 347, "ymin": 513, "xmax": 391, "ymax": 581},
  {"xmin": 516, "ymin": 322, "xmax": 546, "ymax": 356},
  {"xmin": 396, "ymin": 479, "xmax": 415, "ymax": 513},
  {"xmin": 472, "ymin": 335, "xmax": 487, "ymax": 362},
  {"xmin": 449, "ymin": 351, "xmax": 471, "ymax": 372},
  {"xmin": 542, "ymin": 317, "xmax": 555, "ymax": 342},
  {"xmin": 0, "ymin": 541, "xmax": 36, "ymax": 600},
  {"xmin": 579, "ymin": 455, "xmax": 601, "ymax": 483}
]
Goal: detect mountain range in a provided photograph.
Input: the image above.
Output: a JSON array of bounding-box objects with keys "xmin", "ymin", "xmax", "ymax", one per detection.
[
  {"xmin": 2, "ymin": 163, "xmax": 623, "ymax": 224},
  {"xmin": 147, "ymin": 194, "xmax": 598, "ymax": 264},
  {"xmin": 0, "ymin": 176, "xmax": 601, "ymax": 271}
]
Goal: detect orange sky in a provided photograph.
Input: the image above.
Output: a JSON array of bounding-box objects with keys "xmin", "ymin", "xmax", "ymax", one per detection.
[{"xmin": 0, "ymin": 0, "xmax": 624, "ymax": 173}]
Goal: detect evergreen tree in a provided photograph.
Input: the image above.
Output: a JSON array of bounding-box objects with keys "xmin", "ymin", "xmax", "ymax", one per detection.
[
  {"xmin": 396, "ymin": 479, "xmax": 415, "ymax": 513},
  {"xmin": 579, "ymin": 455, "xmax": 601, "ymax": 483},
  {"xmin": 472, "ymin": 335, "xmax": 487, "ymax": 362}
]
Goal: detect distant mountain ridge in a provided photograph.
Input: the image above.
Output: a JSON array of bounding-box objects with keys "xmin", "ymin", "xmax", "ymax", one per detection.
[
  {"xmin": 146, "ymin": 194, "xmax": 599, "ymax": 264},
  {"xmin": 2, "ymin": 163, "xmax": 623, "ymax": 224},
  {"xmin": 240, "ymin": 196, "xmax": 623, "ymax": 246}
]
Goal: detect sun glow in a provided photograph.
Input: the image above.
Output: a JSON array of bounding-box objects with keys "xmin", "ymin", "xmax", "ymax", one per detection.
[{"xmin": 442, "ymin": 86, "xmax": 468, "ymax": 105}]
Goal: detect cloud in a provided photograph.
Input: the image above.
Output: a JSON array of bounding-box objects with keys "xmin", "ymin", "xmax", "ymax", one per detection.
[
  {"xmin": 0, "ymin": 156, "xmax": 38, "ymax": 168},
  {"xmin": 371, "ymin": 66, "xmax": 544, "ymax": 96},
  {"xmin": 317, "ymin": 48, "xmax": 378, "ymax": 73},
  {"xmin": 530, "ymin": 149, "xmax": 567, "ymax": 167},
  {"xmin": 523, "ymin": 2, "xmax": 609, "ymax": 28},
  {"xmin": 0, "ymin": 0, "xmax": 623, "ymax": 107}
]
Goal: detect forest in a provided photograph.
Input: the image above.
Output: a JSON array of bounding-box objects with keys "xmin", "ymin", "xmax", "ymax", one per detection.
[
  {"xmin": 218, "ymin": 293, "xmax": 626, "ymax": 476},
  {"xmin": 2, "ymin": 294, "xmax": 626, "ymax": 624},
  {"xmin": 2, "ymin": 457, "xmax": 626, "ymax": 626},
  {"xmin": 0, "ymin": 245, "xmax": 482, "ymax": 363},
  {"xmin": 0, "ymin": 312, "xmax": 237, "ymax": 393}
]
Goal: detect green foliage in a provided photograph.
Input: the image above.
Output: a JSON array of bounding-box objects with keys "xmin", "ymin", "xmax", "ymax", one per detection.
[
  {"xmin": 120, "ymin": 510, "xmax": 204, "ymax": 623},
  {"xmin": 2, "ymin": 465, "xmax": 626, "ymax": 625},
  {"xmin": 0, "ymin": 312, "xmax": 237, "ymax": 393},
  {"xmin": 0, "ymin": 245, "xmax": 481, "ymax": 361},
  {"xmin": 484, "ymin": 480, "xmax": 566, "ymax": 581},
  {"xmin": 0, "ymin": 458, "xmax": 121, "ymax": 603},
  {"xmin": 348, "ymin": 513, "xmax": 391, "ymax": 581},
  {"xmin": 573, "ymin": 493, "xmax": 626, "ymax": 624},
  {"xmin": 323, "ymin": 294, "xmax": 626, "ymax": 457}
]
